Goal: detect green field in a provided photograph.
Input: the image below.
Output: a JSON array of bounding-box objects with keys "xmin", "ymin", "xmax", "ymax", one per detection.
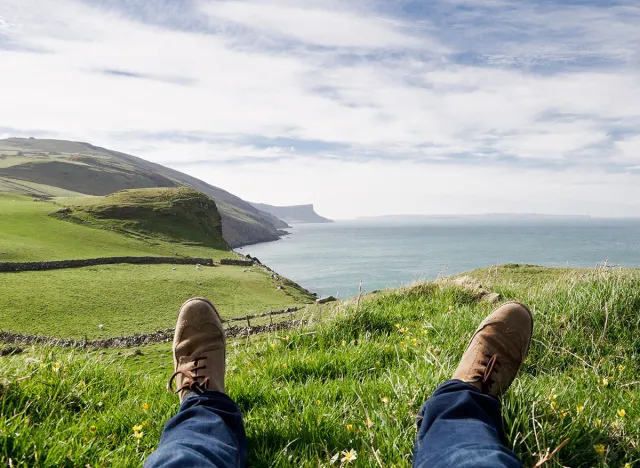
[
  {"xmin": 1, "ymin": 266, "xmax": 638, "ymax": 467},
  {"xmin": 0, "ymin": 264, "xmax": 310, "ymax": 338},
  {"xmin": 0, "ymin": 191, "xmax": 315, "ymax": 338}
]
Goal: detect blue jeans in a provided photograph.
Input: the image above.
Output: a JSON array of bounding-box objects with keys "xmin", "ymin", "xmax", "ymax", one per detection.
[
  {"xmin": 144, "ymin": 392, "xmax": 247, "ymax": 467},
  {"xmin": 413, "ymin": 380, "xmax": 523, "ymax": 467},
  {"xmin": 145, "ymin": 380, "xmax": 522, "ymax": 467}
]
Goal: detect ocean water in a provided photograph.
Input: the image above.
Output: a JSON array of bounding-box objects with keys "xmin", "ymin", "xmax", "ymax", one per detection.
[{"xmin": 237, "ymin": 218, "xmax": 640, "ymax": 298}]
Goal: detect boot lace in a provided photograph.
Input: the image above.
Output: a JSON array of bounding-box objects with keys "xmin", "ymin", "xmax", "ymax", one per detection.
[
  {"xmin": 168, "ymin": 356, "xmax": 209, "ymax": 394},
  {"xmin": 481, "ymin": 354, "xmax": 499, "ymax": 393}
]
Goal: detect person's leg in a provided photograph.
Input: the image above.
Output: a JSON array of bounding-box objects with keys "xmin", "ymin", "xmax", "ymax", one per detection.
[
  {"xmin": 413, "ymin": 302, "xmax": 533, "ymax": 468},
  {"xmin": 145, "ymin": 391, "xmax": 246, "ymax": 467},
  {"xmin": 144, "ymin": 298, "xmax": 247, "ymax": 468},
  {"xmin": 413, "ymin": 380, "xmax": 522, "ymax": 468}
]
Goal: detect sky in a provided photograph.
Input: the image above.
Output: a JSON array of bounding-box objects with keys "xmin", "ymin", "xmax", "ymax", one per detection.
[{"xmin": 1, "ymin": 0, "xmax": 640, "ymax": 219}]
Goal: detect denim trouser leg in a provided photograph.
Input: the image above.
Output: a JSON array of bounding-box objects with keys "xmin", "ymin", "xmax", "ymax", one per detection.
[
  {"xmin": 413, "ymin": 380, "xmax": 523, "ymax": 468},
  {"xmin": 144, "ymin": 391, "xmax": 247, "ymax": 468}
]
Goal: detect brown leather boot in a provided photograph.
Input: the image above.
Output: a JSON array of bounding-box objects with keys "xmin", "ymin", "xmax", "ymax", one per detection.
[
  {"xmin": 452, "ymin": 301, "xmax": 533, "ymax": 398},
  {"xmin": 168, "ymin": 298, "xmax": 226, "ymax": 401}
]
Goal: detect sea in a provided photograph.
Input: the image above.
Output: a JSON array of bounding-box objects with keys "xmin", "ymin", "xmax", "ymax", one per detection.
[{"xmin": 236, "ymin": 218, "xmax": 640, "ymax": 298}]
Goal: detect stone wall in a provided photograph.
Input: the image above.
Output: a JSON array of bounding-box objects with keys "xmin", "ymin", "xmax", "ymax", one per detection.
[
  {"xmin": 0, "ymin": 256, "xmax": 214, "ymax": 272},
  {"xmin": 219, "ymin": 258, "xmax": 254, "ymax": 266},
  {"xmin": 0, "ymin": 307, "xmax": 303, "ymax": 349}
]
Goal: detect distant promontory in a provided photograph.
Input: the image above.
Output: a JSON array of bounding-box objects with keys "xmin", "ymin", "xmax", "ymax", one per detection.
[{"xmin": 251, "ymin": 203, "xmax": 333, "ymax": 224}]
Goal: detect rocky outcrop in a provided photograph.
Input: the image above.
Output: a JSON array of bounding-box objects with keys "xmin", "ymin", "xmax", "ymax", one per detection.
[
  {"xmin": 0, "ymin": 257, "xmax": 214, "ymax": 272},
  {"xmin": 316, "ymin": 296, "xmax": 338, "ymax": 304}
]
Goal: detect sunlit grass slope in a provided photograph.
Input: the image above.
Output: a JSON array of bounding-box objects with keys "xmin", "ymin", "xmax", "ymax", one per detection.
[
  {"xmin": 1, "ymin": 266, "xmax": 638, "ymax": 467},
  {"xmin": 0, "ymin": 264, "xmax": 310, "ymax": 339}
]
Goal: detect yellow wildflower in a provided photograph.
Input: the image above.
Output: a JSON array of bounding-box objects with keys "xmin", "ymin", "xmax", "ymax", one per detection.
[
  {"xmin": 134, "ymin": 431, "xmax": 144, "ymax": 439},
  {"xmin": 381, "ymin": 396, "xmax": 389, "ymax": 404},
  {"xmin": 594, "ymin": 444, "xmax": 605, "ymax": 454},
  {"xmin": 270, "ymin": 343, "xmax": 277, "ymax": 349},
  {"xmin": 133, "ymin": 425, "xmax": 143, "ymax": 432},
  {"xmin": 550, "ymin": 401, "xmax": 557, "ymax": 410},
  {"xmin": 560, "ymin": 411, "xmax": 567, "ymax": 419},
  {"xmin": 602, "ymin": 377, "xmax": 609, "ymax": 387},
  {"xmin": 576, "ymin": 405, "xmax": 584, "ymax": 413},
  {"xmin": 346, "ymin": 424, "xmax": 353, "ymax": 431},
  {"xmin": 617, "ymin": 408, "xmax": 626, "ymax": 418},
  {"xmin": 394, "ymin": 324, "xmax": 400, "ymax": 329},
  {"xmin": 624, "ymin": 464, "xmax": 632, "ymax": 468},
  {"xmin": 142, "ymin": 403, "xmax": 149, "ymax": 411},
  {"xmin": 375, "ymin": 361, "xmax": 381, "ymax": 367},
  {"xmin": 618, "ymin": 365, "xmax": 625, "ymax": 372},
  {"xmin": 316, "ymin": 400, "xmax": 321, "ymax": 405},
  {"xmin": 341, "ymin": 340, "xmax": 346, "ymax": 346},
  {"xmin": 53, "ymin": 362, "xmax": 61, "ymax": 373},
  {"xmin": 282, "ymin": 363, "xmax": 287, "ymax": 369},
  {"xmin": 341, "ymin": 449, "xmax": 357, "ymax": 463},
  {"xmin": 595, "ymin": 418, "xmax": 602, "ymax": 427},
  {"xmin": 411, "ymin": 338, "xmax": 418, "ymax": 345},
  {"xmin": 89, "ymin": 425, "xmax": 97, "ymax": 432}
]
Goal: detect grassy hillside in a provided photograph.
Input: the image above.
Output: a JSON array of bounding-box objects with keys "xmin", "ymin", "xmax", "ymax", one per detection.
[
  {"xmin": 0, "ymin": 190, "xmax": 315, "ymax": 337},
  {"xmin": 0, "ymin": 192, "xmax": 224, "ymax": 262},
  {"xmin": 56, "ymin": 188, "xmax": 228, "ymax": 251},
  {"xmin": 0, "ymin": 138, "xmax": 287, "ymax": 247},
  {"xmin": 1, "ymin": 266, "xmax": 638, "ymax": 467}
]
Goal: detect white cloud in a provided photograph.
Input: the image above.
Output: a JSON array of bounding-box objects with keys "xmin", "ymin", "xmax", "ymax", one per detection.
[
  {"xmin": 616, "ymin": 136, "xmax": 640, "ymax": 164},
  {"xmin": 200, "ymin": 0, "xmax": 431, "ymax": 50},
  {"xmin": 0, "ymin": 0, "xmax": 639, "ymax": 217}
]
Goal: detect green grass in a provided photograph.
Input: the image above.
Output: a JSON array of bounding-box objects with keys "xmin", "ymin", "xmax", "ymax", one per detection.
[
  {"xmin": 0, "ymin": 178, "xmax": 86, "ymax": 197},
  {"xmin": 0, "ymin": 264, "xmax": 311, "ymax": 339},
  {"xmin": 0, "ymin": 193, "xmax": 229, "ymax": 261},
  {"xmin": 1, "ymin": 267, "xmax": 638, "ymax": 467},
  {"xmin": 0, "ymin": 156, "xmax": 30, "ymax": 169}
]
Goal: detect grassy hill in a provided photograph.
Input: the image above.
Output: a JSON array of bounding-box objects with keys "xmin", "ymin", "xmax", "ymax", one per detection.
[
  {"xmin": 0, "ymin": 138, "xmax": 288, "ymax": 247},
  {"xmin": 56, "ymin": 188, "xmax": 228, "ymax": 251},
  {"xmin": 1, "ymin": 265, "xmax": 639, "ymax": 467},
  {"xmin": 0, "ymin": 190, "xmax": 314, "ymax": 338}
]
